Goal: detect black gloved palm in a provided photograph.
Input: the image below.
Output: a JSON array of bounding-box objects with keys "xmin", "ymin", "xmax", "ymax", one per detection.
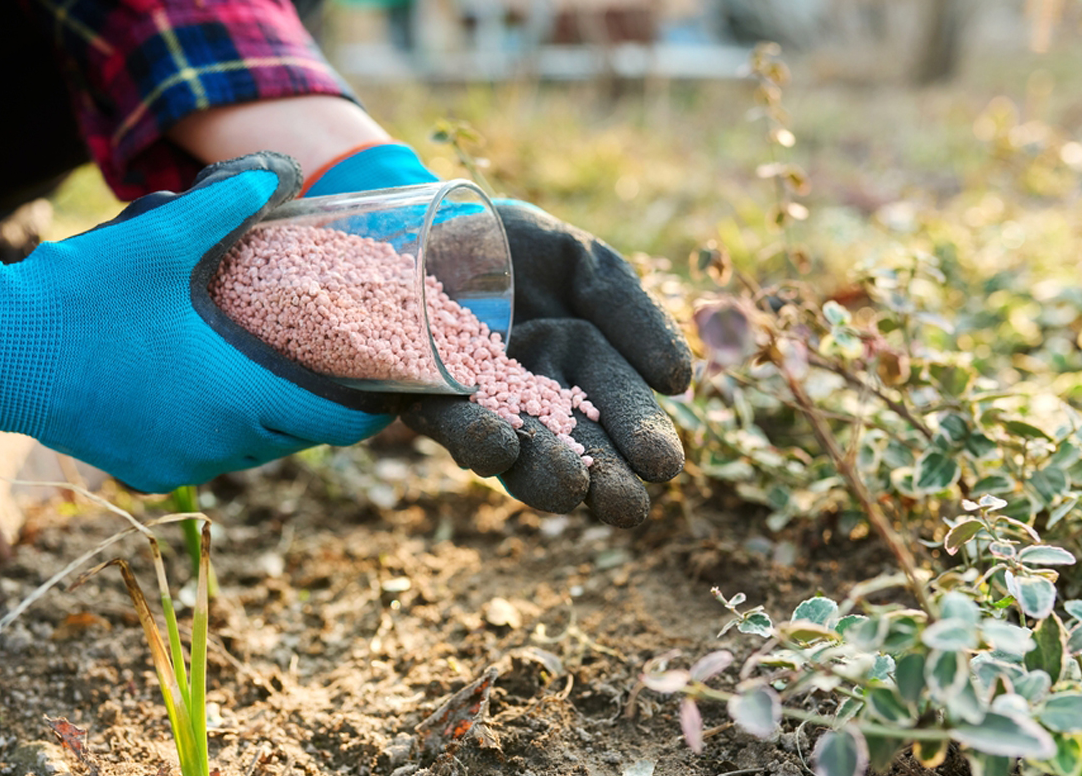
[{"xmin": 400, "ymin": 202, "xmax": 692, "ymax": 527}]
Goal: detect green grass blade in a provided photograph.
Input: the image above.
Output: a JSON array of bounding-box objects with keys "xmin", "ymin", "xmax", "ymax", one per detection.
[
  {"xmin": 190, "ymin": 521, "xmax": 212, "ymax": 776},
  {"xmin": 175, "ymin": 485, "xmax": 219, "ymax": 598},
  {"xmin": 74, "ymin": 558, "xmax": 199, "ymax": 772},
  {"xmin": 152, "ymin": 539, "xmax": 190, "ymax": 708}
]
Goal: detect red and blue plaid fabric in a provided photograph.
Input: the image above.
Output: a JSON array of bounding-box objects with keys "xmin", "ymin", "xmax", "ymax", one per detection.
[{"xmin": 18, "ymin": 0, "xmax": 355, "ymax": 200}]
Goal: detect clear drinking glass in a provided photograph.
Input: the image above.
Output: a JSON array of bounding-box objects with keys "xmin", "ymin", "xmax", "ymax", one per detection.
[{"xmin": 212, "ymin": 180, "xmax": 513, "ymax": 394}]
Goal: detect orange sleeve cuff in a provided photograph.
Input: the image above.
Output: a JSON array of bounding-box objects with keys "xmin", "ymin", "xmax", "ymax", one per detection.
[{"xmin": 299, "ymin": 141, "xmax": 398, "ymax": 196}]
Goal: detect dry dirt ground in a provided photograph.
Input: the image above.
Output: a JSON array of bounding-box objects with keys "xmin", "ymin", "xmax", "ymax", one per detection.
[{"xmin": 0, "ymin": 429, "xmax": 954, "ymax": 776}]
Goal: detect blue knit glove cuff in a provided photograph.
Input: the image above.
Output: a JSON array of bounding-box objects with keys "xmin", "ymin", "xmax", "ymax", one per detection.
[{"xmin": 304, "ymin": 143, "xmax": 439, "ymax": 197}]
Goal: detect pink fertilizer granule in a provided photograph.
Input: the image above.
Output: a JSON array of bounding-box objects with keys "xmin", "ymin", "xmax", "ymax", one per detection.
[{"xmin": 210, "ymin": 224, "xmax": 597, "ymax": 465}]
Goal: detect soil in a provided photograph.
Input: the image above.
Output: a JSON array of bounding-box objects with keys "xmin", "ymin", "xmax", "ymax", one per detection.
[{"xmin": 0, "ymin": 429, "xmax": 943, "ymax": 776}]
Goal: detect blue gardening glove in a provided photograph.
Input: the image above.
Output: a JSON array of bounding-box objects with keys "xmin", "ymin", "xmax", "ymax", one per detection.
[
  {"xmin": 0, "ymin": 152, "xmax": 395, "ymax": 493},
  {"xmin": 304, "ymin": 144, "xmax": 692, "ymax": 527}
]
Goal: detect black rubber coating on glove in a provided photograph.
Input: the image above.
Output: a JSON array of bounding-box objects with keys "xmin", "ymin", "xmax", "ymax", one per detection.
[
  {"xmin": 400, "ymin": 396, "xmax": 519, "ymax": 477},
  {"xmin": 497, "ymin": 203, "xmax": 693, "ymax": 396},
  {"xmin": 498, "ymin": 415, "xmax": 590, "ymax": 515},
  {"xmin": 399, "ymin": 203, "xmax": 693, "ymax": 526},
  {"xmin": 508, "ymin": 319, "xmax": 685, "ymax": 484}
]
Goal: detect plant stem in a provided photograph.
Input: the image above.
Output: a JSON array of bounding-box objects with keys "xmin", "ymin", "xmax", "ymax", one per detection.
[
  {"xmin": 174, "ymin": 486, "xmax": 218, "ymax": 598},
  {"xmin": 808, "ymin": 353, "xmax": 934, "ymax": 441},
  {"xmin": 725, "ymin": 371, "xmax": 926, "ymax": 449},
  {"xmin": 780, "ymin": 361, "xmax": 936, "ymax": 618},
  {"xmin": 690, "ymin": 682, "xmax": 950, "ymax": 743}
]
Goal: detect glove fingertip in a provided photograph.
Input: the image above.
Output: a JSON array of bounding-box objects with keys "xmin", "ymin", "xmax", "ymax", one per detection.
[
  {"xmin": 400, "ymin": 399, "xmax": 520, "ymax": 477},
  {"xmin": 572, "ymin": 425, "xmax": 651, "ymax": 528},
  {"xmin": 584, "ymin": 469, "xmax": 650, "ymax": 529},
  {"xmin": 626, "ymin": 424, "xmax": 686, "ymax": 483},
  {"xmin": 464, "ymin": 418, "xmax": 520, "ymax": 477},
  {"xmin": 500, "ymin": 422, "xmax": 589, "ymax": 514}
]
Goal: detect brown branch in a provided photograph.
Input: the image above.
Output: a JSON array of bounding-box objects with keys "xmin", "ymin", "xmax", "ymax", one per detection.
[
  {"xmin": 780, "ymin": 361, "xmax": 935, "ymax": 618},
  {"xmin": 808, "ymin": 352, "xmax": 935, "ymax": 441}
]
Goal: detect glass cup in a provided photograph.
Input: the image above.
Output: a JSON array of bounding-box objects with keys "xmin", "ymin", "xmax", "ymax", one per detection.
[{"xmin": 210, "ymin": 180, "xmax": 513, "ymax": 394}]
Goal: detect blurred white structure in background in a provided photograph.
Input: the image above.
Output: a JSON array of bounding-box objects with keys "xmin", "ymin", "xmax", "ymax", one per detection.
[
  {"xmin": 333, "ymin": 0, "xmax": 753, "ymax": 82},
  {"xmin": 329, "ymin": 0, "xmax": 1047, "ymax": 85}
]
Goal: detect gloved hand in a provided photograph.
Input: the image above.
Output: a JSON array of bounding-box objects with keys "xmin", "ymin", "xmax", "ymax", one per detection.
[
  {"xmin": 0, "ymin": 152, "xmax": 395, "ymax": 493},
  {"xmin": 304, "ymin": 143, "xmax": 692, "ymax": 527}
]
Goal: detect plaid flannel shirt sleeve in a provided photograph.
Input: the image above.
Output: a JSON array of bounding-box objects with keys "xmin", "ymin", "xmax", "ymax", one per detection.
[{"xmin": 20, "ymin": 0, "xmax": 356, "ymax": 200}]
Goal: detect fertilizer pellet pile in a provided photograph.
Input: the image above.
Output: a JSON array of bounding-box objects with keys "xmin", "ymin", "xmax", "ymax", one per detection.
[{"xmin": 210, "ymin": 223, "xmax": 597, "ymax": 465}]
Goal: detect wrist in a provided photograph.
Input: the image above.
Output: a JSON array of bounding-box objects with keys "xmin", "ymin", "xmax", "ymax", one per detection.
[
  {"xmin": 167, "ymin": 95, "xmax": 392, "ymax": 182},
  {"xmin": 0, "ymin": 258, "xmax": 59, "ymax": 438},
  {"xmin": 301, "ymin": 142, "xmax": 439, "ymax": 197}
]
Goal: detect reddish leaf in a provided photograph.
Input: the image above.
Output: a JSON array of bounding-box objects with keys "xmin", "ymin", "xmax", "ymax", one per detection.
[
  {"xmin": 45, "ymin": 715, "xmax": 100, "ymax": 776},
  {"xmin": 416, "ymin": 667, "xmax": 502, "ymax": 758}
]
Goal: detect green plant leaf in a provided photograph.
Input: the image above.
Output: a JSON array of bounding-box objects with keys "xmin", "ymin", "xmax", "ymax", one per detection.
[
  {"xmin": 965, "ymin": 751, "xmax": 1015, "ymax": 776},
  {"xmin": 1025, "ymin": 614, "xmax": 1066, "ymax": 685},
  {"xmin": 857, "ymin": 440, "xmax": 881, "ymax": 471},
  {"xmin": 939, "ymin": 413, "xmax": 969, "ymax": 443},
  {"xmin": 728, "ymin": 685, "xmax": 781, "ymax": 739},
  {"xmin": 1034, "ymin": 733, "xmax": 1082, "ymax": 776},
  {"xmin": 865, "ymin": 732, "xmax": 906, "ymax": 772},
  {"xmin": 988, "ymin": 541, "xmax": 1016, "ymax": 559},
  {"xmin": 972, "ymin": 655, "xmax": 1025, "ymax": 695},
  {"xmin": 866, "ymin": 687, "xmax": 914, "ymax": 726},
  {"xmin": 995, "ymin": 514, "xmax": 1041, "ymax": 542},
  {"xmin": 923, "ymin": 618, "xmax": 979, "ymax": 650},
  {"xmin": 870, "ymin": 654, "xmax": 895, "ymax": 683},
  {"xmin": 834, "ymin": 696, "xmax": 864, "ymax": 727},
  {"xmin": 1039, "ymin": 694, "xmax": 1082, "ymax": 733},
  {"xmin": 792, "ymin": 596, "xmax": 838, "ymax": 626},
  {"xmin": 779, "ymin": 621, "xmax": 842, "ymax": 645},
  {"xmin": 914, "ymin": 450, "xmax": 961, "ymax": 493},
  {"xmin": 913, "ymin": 737, "xmax": 949, "ymax": 769},
  {"xmin": 895, "ymin": 653, "xmax": 926, "ymax": 705},
  {"xmin": 822, "ymin": 300, "xmax": 851, "ymax": 326},
  {"xmin": 891, "ymin": 468, "xmax": 918, "ymax": 497},
  {"xmin": 1003, "ymin": 419, "xmax": 1054, "ymax": 441},
  {"xmin": 737, "ymin": 611, "xmax": 774, "ymax": 638},
  {"xmin": 883, "ymin": 439, "xmax": 914, "ymax": 469},
  {"xmin": 1018, "ymin": 545, "xmax": 1077, "ymax": 567},
  {"xmin": 846, "ymin": 614, "xmax": 888, "ymax": 650},
  {"xmin": 1067, "ymin": 600, "xmax": 1082, "ymax": 621},
  {"xmin": 835, "ymin": 614, "xmax": 867, "ymax": 637},
  {"xmin": 947, "ymin": 677, "xmax": 986, "ymax": 725},
  {"xmin": 940, "ymin": 591, "xmax": 980, "ymax": 624},
  {"xmin": 1013, "ymin": 670, "xmax": 1051, "ymax": 703},
  {"xmin": 883, "ymin": 612, "xmax": 923, "ymax": 651},
  {"xmin": 952, "ymin": 711, "xmax": 1056, "ymax": 759},
  {"xmin": 1068, "ymin": 625, "xmax": 1082, "ymax": 657},
  {"xmin": 1049, "ymin": 496, "xmax": 1080, "ymax": 529},
  {"xmin": 926, "ymin": 649, "xmax": 966, "ymax": 702},
  {"xmin": 973, "ymin": 474, "xmax": 1014, "ymax": 493},
  {"xmin": 1007, "ymin": 571, "xmax": 1057, "ymax": 620},
  {"xmin": 1050, "ymin": 442, "xmax": 1082, "ymax": 469},
  {"xmin": 944, "ymin": 520, "xmax": 985, "ymax": 555},
  {"xmin": 812, "ymin": 726, "xmax": 869, "ymax": 776},
  {"xmin": 981, "ymin": 620, "xmax": 1034, "ymax": 658},
  {"xmin": 931, "ymin": 364, "xmax": 973, "ymax": 397},
  {"xmin": 1031, "ymin": 467, "xmax": 1070, "ymax": 506},
  {"xmin": 965, "ymin": 432, "xmax": 998, "ymax": 458}
]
